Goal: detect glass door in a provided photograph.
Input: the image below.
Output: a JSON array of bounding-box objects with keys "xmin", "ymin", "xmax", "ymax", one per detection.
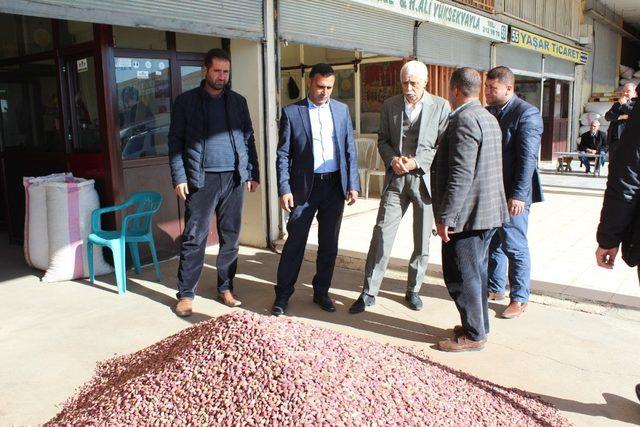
[
  {"xmin": 540, "ymin": 79, "xmax": 570, "ymax": 161},
  {"xmin": 115, "ymin": 56, "xmax": 171, "ymax": 160},
  {"xmin": 64, "ymin": 53, "xmax": 102, "ymax": 152},
  {"xmin": 179, "ymin": 61, "xmax": 202, "ymax": 93}
]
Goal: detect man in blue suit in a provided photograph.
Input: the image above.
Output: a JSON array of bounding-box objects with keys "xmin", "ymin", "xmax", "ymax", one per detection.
[
  {"xmin": 485, "ymin": 66, "xmax": 544, "ymax": 319},
  {"xmin": 273, "ymin": 63, "xmax": 360, "ymax": 316}
]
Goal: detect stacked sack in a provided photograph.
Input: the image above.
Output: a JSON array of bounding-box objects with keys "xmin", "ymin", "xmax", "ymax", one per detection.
[
  {"xmin": 23, "ymin": 172, "xmax": 113, "ymax": 282},
  {"xmin": 577, "ymin": 64, "xmax": 637, "ymax": 140},
  {"xmin": 580, "ymin": 105, "xmax": 611, "ymax": 135},
  {"xmin": 619, "ymin": 64, "xmax": 640, "ymax": 90}
]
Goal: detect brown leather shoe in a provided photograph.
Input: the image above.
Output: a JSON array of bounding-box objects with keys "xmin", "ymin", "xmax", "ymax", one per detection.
[
  {"xmin": 175, "ymin": 298, "xmax": 193, "ymax": 317},
  {"xmin": 453, "ymin": 325, "xmax": 465, "ymax": 338},
  {"xmin": 501, "ymin": 301, "xmax": 528, "ymax": 319},
  {"xmin": 219, "ymin": 291, "xmax": 242, "ymax": 307},
  {"xmin": 488, "ymin": 291, "xmax": 507, "ymax": 301},
  {"xmin": 437, "ymin": 335, "xmax": 486, "ymax": 352}
]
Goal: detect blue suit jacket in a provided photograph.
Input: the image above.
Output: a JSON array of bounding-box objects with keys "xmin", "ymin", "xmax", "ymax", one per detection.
[
  {"xmin": 488, "ymin": 95, "xmax": 544, "ymax": 204},
  {"xmin": 276, "ymin": 98, "xmax": 360, "ymax": 204}
]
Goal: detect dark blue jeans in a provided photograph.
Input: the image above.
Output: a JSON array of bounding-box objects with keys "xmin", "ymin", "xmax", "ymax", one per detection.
[
  {"xmin": 275, "ymin": 175, "xmax": 345, "ymax": 303},
  {"xmin": 176, "ymin": 172, "xmax": 244, "ymax": 299},
  {"xmin": 488, "ymin": 205, "xmax": 531, "ymax": 303},
  {"xmin": 442, "ymin": 228, "xmax": 496, "ymax": 342},
  {"xmin": 579, "ymin": 150, "xmax": 607, "ymax": 173}
]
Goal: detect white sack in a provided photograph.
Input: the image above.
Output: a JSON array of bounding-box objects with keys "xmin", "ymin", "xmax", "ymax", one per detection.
[
  {"xmin": 23, "ymin": 173, "xmax": 73, "ymax": 270},
  {"xmin": 584, "ymin": 102, "xmax": 614, "ymax": 116}
]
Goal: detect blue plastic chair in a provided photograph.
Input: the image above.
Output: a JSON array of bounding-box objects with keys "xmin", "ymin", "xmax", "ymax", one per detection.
[{"xmin": 87, "ymin": 191, "xmax": 163, "ymax": 294}]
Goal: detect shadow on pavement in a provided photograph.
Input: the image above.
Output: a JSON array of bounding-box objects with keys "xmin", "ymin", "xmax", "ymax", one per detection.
[{"xmin": 537, "ymin": 392, "xmax": 640, "ymax": 425}]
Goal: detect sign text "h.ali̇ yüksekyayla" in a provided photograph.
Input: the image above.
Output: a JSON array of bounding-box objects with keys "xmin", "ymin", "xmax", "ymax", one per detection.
[
  {"xmin": 510, "ymin": 27, "xmax": 589, "ymax": 64},
  {"xmin": 349, "ymin": 0, "xmax": 508, "ymax": 42}
]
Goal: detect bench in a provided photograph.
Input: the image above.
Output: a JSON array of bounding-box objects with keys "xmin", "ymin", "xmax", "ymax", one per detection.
[{"xmin": 555, "ymin": 151, "xmax": 601, "ymax": 176}]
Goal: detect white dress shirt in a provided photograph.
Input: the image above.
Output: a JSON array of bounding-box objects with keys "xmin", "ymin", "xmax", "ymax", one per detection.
[
  {"xmin": 404, "ymin": 96, "xmax": 424, "ymax": 125},
  {"xmin": 308, "ymin": 98, "xmax": 338, "ymax": 173},
  {"xmin": 401, "ymin": 95, "xmax": 425, "ymax": 169}
]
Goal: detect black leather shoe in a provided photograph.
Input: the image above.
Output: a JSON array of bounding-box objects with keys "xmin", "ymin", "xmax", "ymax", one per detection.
[
  {"xmin": 313, "ymin": 294, "xmax": 336, "ymax": 312},
  {"xmin": 405, "ymin": 291, "xmax": 423, "ymax": 311},
  {"xmin": 271, "ymin": 301, "xmax": 287, "ymax": 316},
  {"xmin": 349, "ymin": 294, "xmax": 375, "ymax": 314},
  {"xmin": 636, "ymin": 383, "xmax": 640, "ymax": 402}
]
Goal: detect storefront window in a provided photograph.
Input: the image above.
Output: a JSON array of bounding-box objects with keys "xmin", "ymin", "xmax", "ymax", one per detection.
[
  {"xmin": 360, "ymin": 61, "xmax": 403, "ymax": 133},
  {"xmin": 303, "ymin": 46, "xmax": 354, "ymax": 64},
  {"xmin": 176, "ymin": 33, "xmax": 221, "ymax": 53},
  {"xmin": 0, "ymin": 13, "xmax": 53, "ymax": 59},
  {"xmin": 0, "ymin": 60, "xmax": 62, "ymax": 151},
  {"xmin": 180, "ymin": 66, "xmax": 202, "ymax": 92},
  {"xmin": 115, "ymin": 57, "xmax": 171, "ymax": 160},
  {"xmin": 333, "ymin": 69, "xmax": 355, "ymax": 128},
  {"xmin": 281, "ymin": 70, "xmax": 303, "ymax": 104},
  {"xmin": 68, "ymin": 56, "xmax": 101, "ymax": 152},
  {"xmin": 113, "ymin": 26, "xmax": 167, "ymax": 50},
  {"xmin": 514, "ymin": 78, "xmax": 542, "ymax": 110},
  {"xmin": 60, "ymin": 21, "xmax": 94, "ymax": 46}
]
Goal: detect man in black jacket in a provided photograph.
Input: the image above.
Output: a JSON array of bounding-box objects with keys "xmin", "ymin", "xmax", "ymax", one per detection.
[
  {"xmin": 578, "ymin": 120, "xmax": 607, "ymax": 174},
  {"xmin": 169, "ymin": 48, "xmax": 259, "ymax": 317},
  {"xmin": 596, "ymin": 98, "xmax": 639, "ymax": 401},
  {"xmin": 596, "ymin": 99, "xmax": 640, "ymax": 272},
  {"xmin": 604, "ymin": 83, "xmax": 636, "ymax": 159}
]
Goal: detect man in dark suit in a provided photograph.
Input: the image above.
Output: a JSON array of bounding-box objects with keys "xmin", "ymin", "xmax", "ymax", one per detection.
[
  {"xmin": 273, "ymin": 63, "xmax": 360, "ymax": 316},
  {"xmin": 485, "ymin": 66, "xmax": 544, "ymax": 319},
  {"xmin": 578, "ymin": 120, "xmax": 607, "ymax": 174},
  {"xmin": 605, "ymin": 83, "xmax": 636, "ymax": 159},
  {"xmin": 432, "ymin": 67, "xmax": 509, "ymax": 352}
]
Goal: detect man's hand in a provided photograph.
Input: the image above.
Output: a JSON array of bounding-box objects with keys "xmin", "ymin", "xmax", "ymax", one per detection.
[
  {"xmin": 508, "ymin": 198, "xmax": 525, "ymax": 217},
  {"xmin": 619, "ymin": 114, "xmax": 629, "ymax": 121},
  {"xmin": 596, "ymin": 246, "xmax": 618, "ymax": 269},
  {"xmin": 246, "ymin": 181, "xmax": 259, "ymax": 192},
  {"xmin": 175, "ymin": 183, "xmax": 189, "ymax": 201},
  {"xmin": 400, "ymin": 156, "xmax": 417, "ymax": 172},
  {"xmin": 391, "ymin": 157, "xmax": 408, "ymax": 175},
  {"xmin": 586, "ymin": 148, "xmax": 596, "ymax": 154},
  {"xmin": 436, "ymin": 223, "xmax": 453, "ymax": 243},
  {"xmin": 346, "ymin": 190, "xmax": 358, "ymax": 206},
  {"xmin": 279, "ymin": 193, "xmax": 294, "ymax": 212}
]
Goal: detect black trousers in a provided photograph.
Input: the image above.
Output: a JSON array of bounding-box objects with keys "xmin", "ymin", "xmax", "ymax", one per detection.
[
  {"xmin": 275, "ymin": 174, "xmax": 345, "ymax": 303},
  {"xmin": 442, "ymin": 228, "xmax": 496, "ymax": 341},
  {"xmin": 176, "ymin": 172, "xmax": 244, "ymax": 299}
]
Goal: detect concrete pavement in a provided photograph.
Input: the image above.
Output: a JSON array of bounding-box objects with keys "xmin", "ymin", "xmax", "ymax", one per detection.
[
  {"xmin": 1, "ymin": 241, "xmax": 640, "ymax": 425},
  {"xmin": 304, "ymin": 168, "xmax": 640, "ymax": 312},
  {"xmin": 2, "ymin": 171, "xmax": 640, "ymax": 426}
]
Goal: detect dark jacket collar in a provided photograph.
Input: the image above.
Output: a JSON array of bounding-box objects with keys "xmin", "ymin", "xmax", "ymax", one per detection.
[{"xmin": 198, "ymin": 79, "xmax": 229, "ymax": 101}]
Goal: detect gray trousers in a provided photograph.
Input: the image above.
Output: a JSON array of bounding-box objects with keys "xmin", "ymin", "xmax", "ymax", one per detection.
[{"xmin": 362, "ymin": 174, "xmax": 433, "ymax": 296}]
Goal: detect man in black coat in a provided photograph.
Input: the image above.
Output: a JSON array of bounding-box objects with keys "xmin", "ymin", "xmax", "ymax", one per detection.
[
  {"xmin": 596, "ymin": 99, "xmax": 640, "ymax": 272},
  {"xmin": 169, "ymin": 48, "xmax": 260, "ymax": 317},
  {"xmin": 596, "ymin": 98, "xmax": 640, "ymax": 401},
  {"xmin": 604, "ymin": 83, "xmax": 636, "ymax": 159},
  {"xmin": 578, "ymin": 120, "xmax": 607, "ymax": 174}
]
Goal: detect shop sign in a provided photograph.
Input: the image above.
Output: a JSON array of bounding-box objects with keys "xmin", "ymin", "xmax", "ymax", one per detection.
[
  {"xmin": 77, "ymin": 58, "xmax": 88, "ymax": 73},
  {"xmin": 115, "ymin": 58, "xmax": 132, "ymax": 69},
  {"xmin": 510, "ymin": 27, "xmax": 588, "ymax": 64},
  {"xmin": 350, "ymin": 0, "xmax": 508, "ymax": 42}
]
